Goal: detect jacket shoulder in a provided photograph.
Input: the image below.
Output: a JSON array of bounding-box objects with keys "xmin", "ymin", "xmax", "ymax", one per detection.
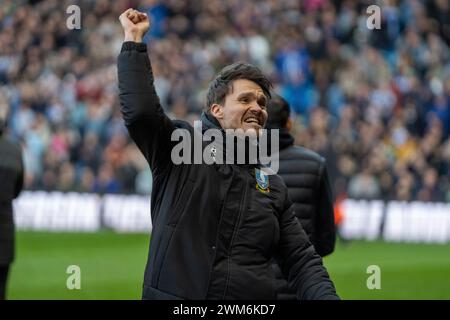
[
  {"xmin": 170, "ymin": 119, "xmax": 195, "ymax": 136},
  {"xmin": 172, "ymin": 119, "xmax": 193, "ymax": 130},
  {"xmin": 277, "ymin": 146, "xmax": 326, "ymax": 194},
  {"xmin": 280, "ymin": 145, "xmax": 325, "ymax": 165}
]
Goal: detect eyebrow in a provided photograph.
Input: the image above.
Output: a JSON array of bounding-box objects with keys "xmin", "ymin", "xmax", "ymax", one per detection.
[{"xmin": 237, "ymin": 92, "xmax": 267, "ymax": 105}]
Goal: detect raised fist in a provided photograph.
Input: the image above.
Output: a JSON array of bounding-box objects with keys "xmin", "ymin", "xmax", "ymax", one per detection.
[{"xmin": 119, "ymin": 8, "xmax": 150, "ymax": 43}]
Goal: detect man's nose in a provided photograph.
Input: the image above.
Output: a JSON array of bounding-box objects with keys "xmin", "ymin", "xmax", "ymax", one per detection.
[{"xmin": 248, "ymin": 101, "xmax": 264, "ymax": 113}]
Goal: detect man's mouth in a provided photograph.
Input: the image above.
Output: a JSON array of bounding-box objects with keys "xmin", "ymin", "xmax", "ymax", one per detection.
[{"xmin": 244, "ymin": 117, "xmax": 262, "ymax": 125}]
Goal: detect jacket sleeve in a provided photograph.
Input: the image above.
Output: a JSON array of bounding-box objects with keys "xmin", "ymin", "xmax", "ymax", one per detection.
[
  {"xmin": 313, "ymin": 161, "xmax": 336, "ymax": 257},
  {"xmin": 276, "ymin": 195, "xmax": 339, "ymax": 300},
  {"xmin": 117, "ymin": 41, "xmax": 176, "ymax": 175}
]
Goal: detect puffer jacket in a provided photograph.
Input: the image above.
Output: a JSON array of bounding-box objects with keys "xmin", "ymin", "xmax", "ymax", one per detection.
[
  {"xmin": 271, "ymin": 129, "xmax": 336, "ymax": 299},
  {"xmin": 277, "ymin": 129, "xmax": 336, "ymax": 257}
]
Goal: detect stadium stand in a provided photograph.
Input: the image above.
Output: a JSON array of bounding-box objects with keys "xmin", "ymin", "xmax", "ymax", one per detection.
[{"xmin": 0, "ymin": 0, "xmax": 448, "ymax": 203}]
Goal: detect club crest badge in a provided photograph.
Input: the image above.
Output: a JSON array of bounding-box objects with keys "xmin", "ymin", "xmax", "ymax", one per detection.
[
  {"xmin": 210, "ymin": 146, "xmax": 217, "ymax": 162},
  {"xmin": 255, "ymin": 168, "xmax": 269, "ymax": 193}
]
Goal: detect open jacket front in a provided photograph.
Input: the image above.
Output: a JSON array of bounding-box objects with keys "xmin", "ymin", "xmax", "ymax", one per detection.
[{"xmin": 117, "ymin": 41, "xmax": 338, "ymax": 300}]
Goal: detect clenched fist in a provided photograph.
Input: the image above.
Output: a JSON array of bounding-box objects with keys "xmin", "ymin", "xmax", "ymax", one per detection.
[{"xmin": 119, "ymin": 8, "xmax": 150, "ymax": 43}]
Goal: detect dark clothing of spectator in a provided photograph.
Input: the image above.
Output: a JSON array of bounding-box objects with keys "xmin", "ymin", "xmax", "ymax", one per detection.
[
  {"xmin": 0, "ymin": 132, "xmax": 24, "ymax": 300},
  {"xmin": 277, "ymin": 129, "xmax": 336, "ymax": 254},
  {"xmin": 271, "ymin": 129, "xmax": 336, "ymax": 300}
]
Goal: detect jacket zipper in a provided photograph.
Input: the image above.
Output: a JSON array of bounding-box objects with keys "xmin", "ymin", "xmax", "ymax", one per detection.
[
  {"xmin": 204, "ymin": 166, "xmax": 235, "ymax": 299},
  {"xmin": 222, "ymin": 170, "xmax": 248, "ymax": 299}
]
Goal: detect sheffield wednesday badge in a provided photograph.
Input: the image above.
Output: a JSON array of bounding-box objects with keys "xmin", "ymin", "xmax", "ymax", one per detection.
[{"xmin": 255, "ymin": 168, "xmax": 269, "ymax": 193}]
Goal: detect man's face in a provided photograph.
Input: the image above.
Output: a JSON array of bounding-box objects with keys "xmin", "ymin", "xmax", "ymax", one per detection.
[{"xmin": 212, "ymin": 79, "xmax": 268, "ymax": 133}]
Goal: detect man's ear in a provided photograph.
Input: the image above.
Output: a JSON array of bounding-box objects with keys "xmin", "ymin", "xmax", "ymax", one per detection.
[
  {"xmin": 285, "ymin": 117, "xmax": 293, "ymax": 131},
  {"xmin": 210, "ymin": 103, "xmax": 224, "ymax": 120}
]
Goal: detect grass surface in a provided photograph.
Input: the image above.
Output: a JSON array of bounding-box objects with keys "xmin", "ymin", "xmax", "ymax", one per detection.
[
  {"xmin": 8, "ymin": 231, "xmax": 149, "ymax": 300},
  {"xmin": 323, "ymin": 240, "xmax": 450, "ymax": 299},
  {"xmin": 7, "ymin": 231, "xmax": 450, "ymax": 299}
]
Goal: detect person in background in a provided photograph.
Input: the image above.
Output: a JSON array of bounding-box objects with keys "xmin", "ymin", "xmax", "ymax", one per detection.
[
  {"xmin": 266, "ymin": 94, "xmax": 336, "ymax": 300},
  {"xmin": 0, "ymin": 111, "xmax": 24, "ymax": 300}
]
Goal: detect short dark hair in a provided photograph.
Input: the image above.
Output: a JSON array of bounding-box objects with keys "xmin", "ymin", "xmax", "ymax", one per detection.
[
  {"xmin": 205, "ymin": 62, "xmax": 272, "ymax": 112},
  {"xmin": 266, "ymin": 93, "xmax": 290, "ymax": 129}
]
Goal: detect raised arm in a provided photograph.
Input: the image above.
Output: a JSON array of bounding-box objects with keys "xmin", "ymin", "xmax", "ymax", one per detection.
[
  {"xmin": 276, "ymin": 196, "xmax": 339, "ymax": 300},
  {"xmin": 117, "ymin": 9, "xmax": 176, "ymax": 175}
]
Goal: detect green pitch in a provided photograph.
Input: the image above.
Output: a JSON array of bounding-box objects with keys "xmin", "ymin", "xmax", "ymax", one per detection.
[{"xmin": 7, "ymin": 231, "xmax": 450, "ymax": 299}]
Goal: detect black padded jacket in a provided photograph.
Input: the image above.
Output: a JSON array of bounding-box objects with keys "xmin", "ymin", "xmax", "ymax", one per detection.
[
  {"xmin": 118, "ymin": 41, "xmax": 339, "ymax": 300},
  {"xmin": 272, "ymin": 129, "xmax": 336, "ymax": 299}
]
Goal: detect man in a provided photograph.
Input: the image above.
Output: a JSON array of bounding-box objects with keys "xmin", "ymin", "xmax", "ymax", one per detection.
[
  {"xmin": 266, "ymin": 94, "xmax": 336, "ymax": 300},
  {"xmin": 0, "ymin": 114, "xmax": 24, "ymax": 300},
  {"xmin": 118, "ymin": 8, "xmax": 338, "ymax": 300}
]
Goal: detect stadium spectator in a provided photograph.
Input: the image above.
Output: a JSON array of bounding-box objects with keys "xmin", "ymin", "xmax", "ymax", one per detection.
[
  {"xmin": 267, "ymin": 94, "xmax": 336, "ymax": 300},
  {"xmin": 0, "ymin": 0, "xmax": 448, "ymax": 204},
  {"xmin": 0, "ymin": 107, "xmax": 24, "ymax": 300}
]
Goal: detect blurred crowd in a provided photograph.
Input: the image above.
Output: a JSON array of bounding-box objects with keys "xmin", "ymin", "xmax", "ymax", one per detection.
[{"xmin": 0, "ymin": 0, "xmax": 449, "ymax": 202}]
